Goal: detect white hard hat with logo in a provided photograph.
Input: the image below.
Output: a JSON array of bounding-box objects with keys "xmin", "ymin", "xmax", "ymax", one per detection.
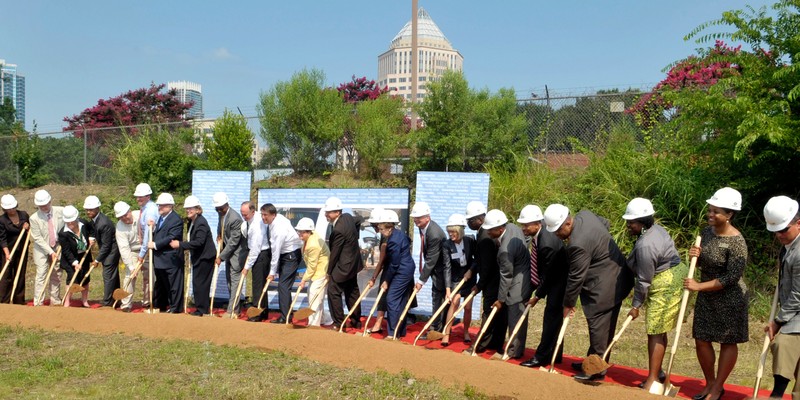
[
  {"xmin": 764, "ymin": 196, "xmax": 799, "ymax": 232},
  {"xmin": 517, "ymin": 205, "xmax": 544, "ymax": 223},
  {"xmin": 410, "ymin": 202, "xmax": 431, "ymax": 218},
  {"xmin": 114, "ymin": 201, "xmax": 131, "ymax": 218},
  {"xmin": 34, "ymin": 190, "xmax": 52, "ymax": 206},
  {"xmin": 134, "ymin": 183, "xmax": 153, "ymax": 197},
  {"xmin": 447, "ymin": 213, "xmax": 467, "ymax": 227},
  {"xmin": 183, "ymin": 195, "xmax": 201, "ymax": 208},
  {"xmin": 1, "ymin": 194, "xmax": 18, "ymax": 210},
  {"xmin": 295, "ymin": 217, "xmax": 315, "ymax": 231},
  {"xmin": 83, "ymin": 195, "xmax": 101, "ymax": 210},
  {"xmin": 481, "ymin": 209, "xmax": 508, "ymax": 230},
  {"xmin": 706, "ymin": 187, "xmax": 742, "ymax": 211},
  {"xmin": 323, "ymin": 197, "xmax": 343, "ymax": 212},
  {"xmin": 622, "ymin": 198, "xmax": 655, "ymax": 220},
  {"xmin": 156, "ymin": 193, "xmax": 175, "ymax": 205},
  {"xmin": 368, "ymin": 207, "xmax": 386, "ymax": 224},
  {"xmin": 384, "ymin": 210, "xmax": 400, "ymax": 224},
  {"xmin": 212, "ymin": 192, "xmax": 229, "ymax": 207},
  {"xmin": 544, "ymin": 204, "xmax": 570, "ymax": 232},
  {"xmin": 63, "ymin": 205, "xmax": 79, "ymax": 223},
  {"xmin": 465, "ymin": 201, "xmax": 487, "ymax": 219}
]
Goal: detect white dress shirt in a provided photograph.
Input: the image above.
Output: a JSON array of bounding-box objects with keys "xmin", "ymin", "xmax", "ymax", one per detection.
[{"xmin": 268, "ymin": 213, "xmax": 303, "ymax": 276}]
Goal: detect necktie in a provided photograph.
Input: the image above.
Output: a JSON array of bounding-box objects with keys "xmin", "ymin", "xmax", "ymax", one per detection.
[
  {"xmin": 530, "ymin": 237, "xmax": 540, "ymax": 287},
  {"xmin": 264, "ymin": 224, "xmax": 271, "ymax": 249},
  {"xmin": 47, "ymin": 213, "xmax": 56, "ymax": 247},
  {"xmin": 326, "ymin": 223, "xmax": 333, "ymax": 242},
  {"xmin": 418, "ymin": 231, "xmax": 425, "ymax": 274},
  {"xmin": 157, "ymin": 216, "xmax": 164, "ymax": 229}
]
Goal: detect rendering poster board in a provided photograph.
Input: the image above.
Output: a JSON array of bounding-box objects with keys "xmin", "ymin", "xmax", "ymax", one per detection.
[{"xmin": 257, "ymin": 188, "xmax": 410, "ymax": 314}]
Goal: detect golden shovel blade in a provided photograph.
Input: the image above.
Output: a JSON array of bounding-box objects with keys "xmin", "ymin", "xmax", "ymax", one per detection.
[
  {"xmin": 648, "ymin": 382, "xmax": 679, "ymax": 397},
  {"xmin": 292, "ymin": 307, "xmax": 314, "ymax": 321},
  {"xmin": 245, "ymin": 307, "xmax": 263, "ymax": 319},
  {"xmin": 67, "ymin": 284, "xmax": 84, "ymax": 295},
  {"xmin": 581, "ymin": 354, "xmax": 610, "ymax": 376},
  {"xmin": 112, "ymin": 289, "xmax": 131, "ymax": 301},
  {"xmin": 425, "ymin": 331, "xmax": 444, "ymax": 341}
]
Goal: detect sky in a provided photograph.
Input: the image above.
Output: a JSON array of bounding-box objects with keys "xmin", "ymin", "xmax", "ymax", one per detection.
[{"xmin": 1, "ymin": 0, "xmax": 774, "ymax": 135}]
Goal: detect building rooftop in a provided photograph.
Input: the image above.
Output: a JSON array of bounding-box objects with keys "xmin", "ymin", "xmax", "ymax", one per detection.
[{"xmin": 390, "ymin": 7, "xmax": 454, "ymax": 50}]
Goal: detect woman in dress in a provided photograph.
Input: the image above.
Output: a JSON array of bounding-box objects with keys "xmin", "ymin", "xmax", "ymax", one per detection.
[
  {"xmin": 441, "ymin": 214, "xmax": 477, "ymax": 346},
  {"xmin": 377, "ymin": 210, "xmax": 416, "ymax": 339},
  {"xmin": 59, "ymin": 205, "xmax": 93, "ymax": 308},
  {"xmin": 295, "ymin": 217, "xmax": 334, "ymax": 326},
  {"xmin": 0, "ymin": 194, "xmax": 30, "ymax": 304},
  {"xmin": 623, "ymin": 198, "xmax": 686, "ymax": 391},
  {"xmin": 684, "ymin": 187, "xmax": 749, "ymax": 400}
]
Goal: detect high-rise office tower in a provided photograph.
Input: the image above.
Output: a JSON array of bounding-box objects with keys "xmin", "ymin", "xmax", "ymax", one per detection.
[
  {"xmin": 167, "ymin": 81, "xmax": 203, "ymax": 119},
  {"xmin": 0, "ymin": 59, "xmax": 26, "ymax": 128}
]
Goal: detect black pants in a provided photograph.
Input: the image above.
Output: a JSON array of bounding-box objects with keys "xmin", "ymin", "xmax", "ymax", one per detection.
[
  {"xmin": 276, "ymin": 249, "xmax": 301, "ymax": 320},
  {"xmin": 192, "ymin": 259, "xmax": 214, "ymax": 314},
  {"xmin": 251, "ymin": 249, "xmax": 271, "ymax": 308},
  {"xmin": 0, "ymin": 247, "xmax": 28, "ymax": 305},
  {"xmin": 429, "ymin": 273, "xmax": 447, "ymax": 332},
  {"xmin": 477, "ymin": 293, "xmax": 507, "ymax": 353},
  {"xmin": 154, "ymin": 267, "xmax": 184, "ymax": 313},
  {"xmin": 101, "ymin": 257, "xmax": 121, "ymax": 306},
  {"xmin": 584, "ymin": 302, "xmax": 623, "ymax": 359},
  {"xmin": 535, "ymin": 287, "xmax": 566, "ymax": 363},
  {"xmin": 505, "ymin": 301, "xmax": 528, "ymax": 358},
  {"xmin": 327, "ymin": 277, "xmax": 361, "ymax": 327}
]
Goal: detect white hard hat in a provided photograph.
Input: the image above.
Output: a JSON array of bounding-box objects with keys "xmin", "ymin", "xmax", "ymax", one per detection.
[
  {"xmin": 764, "ymin": 196, "xmax": 799, "ymax": 232},
  {"xmin": 133, "ymin": 183, "xmax": 153, "ymax": 197},
  {"xmin": 544, "ymin": 204, "xmax": 570, "ymax": 232},
  {"xmin": 1, "ymin": 194, "xmax": 18, "ymax": 209},
  {"xmin": 34, "ymin": 189, "xmax": 52, "ymax": 206},
  {"xmin": 706, "ymin": 187, "xmax": 742, "ymax": 211},
  {"xmin": 83, "ymin": 195, "xmax": 101, "ymax": 210},
  {"xmin": 183, "ymin": 195, "xmax": 201, "ymax": 208},
  {"xmin": 517, "ymin": 205, "xmax": 544, "ymax": 223},
  {"xmin": 447, "ymin": 213, "xmax": 467, "ymax": 227},
  {"xmin": 63, "ymin": 205, "xmax": 79, "ymax": 223},
  {"xmin": 323, "ymin": 197, "xmax": 343, "ymax": 212},
  {"xmin": 156, "ymin": 193, "xmax": 175, "ymax": 205},
  {"xmin": 482, "ymin": 209, "xmax": 508, "ymax": 230},
  {"xmin": 212, "ymin": 192, "xmax": 229, "ymax": 207},
  {"xmin": 384, "ymin": 210, "xmax": 400, "ymax": 224},
  {"xmin": 622, "ymin": 198, "xmax": 655, "ymax": 220},
  {"xmin": 295, "ymin": 217, "xmax": 315, "ymax": 231},
  {"xmin": 368, "ymin": 207, "xmax": 386, "ymax": 224},
  {"xmin": 465, "ymin": 201, "xmax": 487, "ymax": 219},
  {"xmin": 410, "ymin": 202, "xmax": 431, "ymax": 218},
  {"xmin": 113, "ymin": 201, "xmax": 131, "ymax": 218}
]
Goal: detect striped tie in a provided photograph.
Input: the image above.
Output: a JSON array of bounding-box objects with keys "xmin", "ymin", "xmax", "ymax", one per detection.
[{"xmin": 530, "ymin": 238, "xmax": 540, "ymax": 287}]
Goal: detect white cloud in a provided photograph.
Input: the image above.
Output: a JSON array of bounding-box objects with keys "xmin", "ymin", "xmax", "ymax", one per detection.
[{"xmin": 209, "ymin": 47, "xmax": 236, "ymax": 61}]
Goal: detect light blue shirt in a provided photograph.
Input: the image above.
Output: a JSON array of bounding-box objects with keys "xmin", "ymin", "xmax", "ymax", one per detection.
[{"xmin": 138, "ymin": 200, "xmax": 159, "ymax": 258}]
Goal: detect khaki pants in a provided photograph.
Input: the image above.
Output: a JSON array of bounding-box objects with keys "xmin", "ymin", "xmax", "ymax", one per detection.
[
  {"xmin": 33, "ymin": 247, "xmax": 61, "ymax": 306},
  {"xmin": 121, "ymin": 259, "xmax": 151, "ymax": 309},
  {"xmin": 771, "ymin": 332, "xmax": 800, "ymax": 400}
]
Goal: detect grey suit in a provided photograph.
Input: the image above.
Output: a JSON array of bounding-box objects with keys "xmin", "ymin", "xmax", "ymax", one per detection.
[
  {"xmin": 777, "ymin": 238, "xmax": 800, "ymax": 334},
  {"xmin": 496, "ymin": 223, "xmax": 531, "ymax": 358},
  {"xmin": 418, "ymin": 220, "xmax": 449, "ymax": 332},
  {"xmin": 563, "ymin": 210, "xmax": 633, "ymax": 359},
  {"xmin": 218, "ymin": 208, "xmax": 245, "ymax": 312}
]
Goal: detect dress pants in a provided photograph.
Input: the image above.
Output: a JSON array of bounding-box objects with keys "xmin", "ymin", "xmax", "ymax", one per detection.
[
  {"xmin": 192, "ymin": 259, "xmax": 213, "ymax": 314},
  {"xmin": 327, "ymin": 277, "xmax": 362, "ymax": 327},
  {"xmin": 121, "ymin": 258, "xmax": 150, "ymax": 309},
  {"xmin": 0, "ymin": 249, "xmax": 27, "ymax": 304},
  {"xmin": 307, "ymin": 276, "xmax": 333, "ymax": 326},
  {"xmin": 535, "ymin": 292, "xmax": 566, "ymax": 363},
  {"xmin": 276, "ymin": 249, "xmax": 301, "ymax": 320},
  {"xmin": 429, "ymin": 271, "xmax": 447, "ymax": 332},
  {"xmin": 154, "ymin": 267, "xmax": 184, "ymax": 313},
  {"xmin": 101, "ymin": 257, "xmax": 121, "ymax": 306},
  {"xmin": 505, "ymin": 301, "xmax": 528, "ymax": 359},
  {"xmin": 477, "ymin": 294, "xmax": 507, "ymax": 353},
  {"xmin": 33, "ymin": 247, "xmax": 61, "ymax": 306},
  {"xmin": 250, "ymin": 249, "xmax": 271, "ymax": 308},
  {"xmin": 224, "ymin": 253, "xmax": 247, "ymax": 313},
  {"xmin": 583, "ymin": 301, "xmax": 623, "ymax": 358},
  {"xmin": 386, "ymin": 273, "xmax": 414, "ymax": 337}
]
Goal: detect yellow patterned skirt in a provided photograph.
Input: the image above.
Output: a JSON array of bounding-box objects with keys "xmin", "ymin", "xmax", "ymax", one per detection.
[{"xmin": 645, "ymin": 261, "xmax": 688, "ymax": 335}]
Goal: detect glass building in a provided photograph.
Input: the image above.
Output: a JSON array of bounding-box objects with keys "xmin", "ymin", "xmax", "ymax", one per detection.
[
  {"xmin": 167, "ymin": 81, "xmax": 203, "ymax": 120},
  {"xmin": 0, "ymin": 59, "xmax": 26, "ymax": 128}
]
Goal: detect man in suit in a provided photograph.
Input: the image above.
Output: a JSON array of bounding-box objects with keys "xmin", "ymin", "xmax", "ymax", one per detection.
[
  {"xmin": 483, "ymin": 209, "xmax": 530, "ymax": 359},
  {"xmin": 412, "ymin": 202, "xmax": 449, "ymax": 335},
  {"xmin": 146, "ymin": 193, "xmax": 185, "ymax": 313},
  {"xmin": 29, "ymin": 189, "xmax": 65, "ymax": 306},
  {"xmin": 241, "ymin": 201, "xmax": 271, "ymax": 321},
  {"xmin": 83, "ymin": 195, "xmax": 120, "ymax": 307},
  {"xmin": 324, "ymin": 197, "xmax": 364, "ymax": 330},
  {"xmin": 170, "ymin": 196, "xmax": 215, "ymax": 316},
  {"xmin": 212, "ymin": 192, "xmax": 245, "ymax": 314},
  {"xmin": 763, "ymin": 196, "xmax": 800, "ymax": 399},
  {"xmin": 544, "ymin": 204, "xmax": 634, "ymax": 380},
  {"xmin": 463, "ymin": 201, "xmax": 507, "ymax": 354},
  {"xmin": 114, "ymin": 201, "xmax": 142, "ymax": 312},
  {"xmin": 518, "ymin": 205, "xmax": 569, "ymax": 368},
  {"xmin": 262, "ymin": 203, "xmax": 303, "ymax": 323}
]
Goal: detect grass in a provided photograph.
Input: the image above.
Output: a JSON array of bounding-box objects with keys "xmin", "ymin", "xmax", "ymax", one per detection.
[{"xmin": 0, "ymin": 325, "xmax": 488, "ymax": 400}]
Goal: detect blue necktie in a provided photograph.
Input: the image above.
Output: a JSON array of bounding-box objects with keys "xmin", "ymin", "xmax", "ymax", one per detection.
[{"xmin": 157, "ymin": 216, "xmax": 164, "ymax": 229}]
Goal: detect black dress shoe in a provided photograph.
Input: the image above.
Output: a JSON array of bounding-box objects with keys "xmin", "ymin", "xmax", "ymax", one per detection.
[
  {"xmin": 574, "ymin": 371, "xmax": 606, "ymax": 381},
  {"xmin": 520, "ymin": 358, "xmax": 547, "ymax": 368},
  {"xmin": 190, "ymin": 310, "xmax": 203, "ymax": 316},
  {"xmin": 350, "ymin": 321, "xmax": 362, "ymax": 329},
  {"xmin": 270, "ymin": 317, "xmax": 287, "ymax": 324},
  {"xmin": 691, "ymin": 389, "xmax": 724, "ymax": 400},
  {"xmin": 247, "ymin": 315, "xmax": 264, "ymax": 322},
  {"xmin": 571, "ymin": 362, "xmax": 583, "ymax": 372}
]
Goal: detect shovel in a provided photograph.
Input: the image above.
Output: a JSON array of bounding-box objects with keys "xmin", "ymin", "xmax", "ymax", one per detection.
[
  {"xmin": 581, "ymin": 314, "xmax": 634, "ymax": 376},
  {"xmin": 229, "ymin": 271, "xmax": 246, "ymax": 320},
  {"xmin": 390, "ymin": 287, "xmax": 420, "ymax": 340},
  {"xmin": 112, "ymin": 261, "xmax": 144, "ymax": 309},
  {"xmin": 470, "ymin": 305, "xmax": 500, "ymax": 357},
  {"xmin": 145, "ymin": 225, "xmax": 158, "ymax": 314},
  {"xmin": 246, "ymin": 276, "xmax": 275, "ymax": 319},
  {"xmin": 8, "ymin": 229, "xmax": 30, "ymax": 303},
  {"xmin": 0, "ymin": 228, "xmax": 26, "ymax": 284},
  {"xmin": 66, "ymin": 243, "xmax": 95, "ymax": 296},
  {"xmin": 339, "ymin": 283, "xmax": 374, "ymax": 332},
  {"xmin": 442, "ymin": 290, "xmax": 477, "ymax": 334},
  {"xmin": 37, "ymin": 246, "xmax": 62, "ymax": 305},
  {"xmin": 293, "ymin": 279, "xmax": 328, "ymax": 323},
  {"xmin": 753, "ymin": 268, "xmax": 781, "ymax": 399},
  {"xmin": 413, "ymin": 278, "xmax": 468, "ymax": 346},
  {"xmin": 540, "ymin": 316, "xmax": 570, "ymax": 374},
  {"xmin": 209, "ymin": 236, "xmax": 223, "ymax": 315},
  {"xmin": 362, "ymin": 286, "xmax": 386, "ymax": 337},
  {"xmin": 285, "ymin": 285, "xmax": 305, "ymax": 326},
  {"xmin": 501, "ymin": 302, "xmax": 534, "ymax": 361},
  {"xmin": 650, "ymin": 235, "xmax": 702, "ymax": 397}
]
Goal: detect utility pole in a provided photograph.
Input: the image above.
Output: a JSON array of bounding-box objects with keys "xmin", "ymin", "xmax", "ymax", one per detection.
[{"xmin": 410, "ymin": 0, "xmax": 418, "ymax": 131}]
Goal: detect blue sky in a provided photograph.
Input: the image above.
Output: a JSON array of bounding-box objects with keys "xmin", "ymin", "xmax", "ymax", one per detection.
[{"xmin": 1, "ymin": 0, "xmax": 772, "ymax": 134}]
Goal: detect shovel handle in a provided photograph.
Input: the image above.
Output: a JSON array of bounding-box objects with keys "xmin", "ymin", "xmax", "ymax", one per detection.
[
  {"xmin": 0, "ymin": 227, "xmax": 27, "ymax": 282},
  {"xmin": 391, "ymin": 287, "xmax": 420, "ymax": 340},
  {"xmin": 148, "ymin": 225, "xmax": 154, "ymax": 314},
  {"xmin": 503, "ymin": 303, "xmax": 532, "ymax": 357},
  {"xmin": 339, "ymin": 282, "xmax": 374, "ymax": 332},
  {"xmin": 413, "ymin": 278, "xmax": 467, "ymax": 345},
  {"xmin": 229, "ymin": 271, "xmax": 247, "ymax": 319},
  {"xmin": 363, "ymin": 286, "xmax": 386, "ymax": 337},
  {"xmin": 443, "ymin": 290, "xmax": 477, "ymax": 333},
  {"xmin": 69, "ymin": 242, "xmax": 95, "ymax": 289},
  {"xmin": 549, "ymin": 316, "xmax": 570, "ymax": 373},
  {"xmin": 754, "ymin": 274, "xmax": 781, "ymax": 398},
  {"xmin": 10, "ymin": 231, "xmax": 31, "ymax": 303},
  {"xmin": 602, "ymin": 314, "xmax": 633, "ymax": 360},
  {"xmin": 286, "ymin": 285, "xmax": 305, "ymax": 325},
  {"xmin": 471, "ymin": 305, "xmax": 499, "ymax": 356},
  {"xmin": 37, "ymin": 246, "xmax": 62, "ymax": 305},
  {"xmin": 209, "ymin": 263, "xmax": 220, "ymax": 314}
]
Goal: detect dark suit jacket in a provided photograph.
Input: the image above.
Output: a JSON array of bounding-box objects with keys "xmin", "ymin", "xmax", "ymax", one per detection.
[
  {"xmin": 418, "ymin": 220, "xmax": 448, "ymax": 286},
  {"xmin": 382, "ymin": 228, "xmax": 415, "ymax": 285},
  {"xmin": 533, "ymin": 228, "xmax": 568, "ymax": 300},
  {"xmin": 180, "ymin": 214, "xmax": 216, "ymax": 267},
  {"xmin": 475, "ymin": 227, "xmax": 500, "ymax": 300},
  {"xmin": 497, "ymin": 223, "xmax": 532, "ymax": 305},
  {"xmin": 91, "ymin": 212, "xmax": 120, "ymax": 267},
  {"xmin": 442, "ymin": 235, "xmax": 477, "ymax": 286},
  {"xmin": 563, "ymin": 210, "xmax": 633, "ymax": 317},
  {"xmin": 153, "ymin": 211, "xmax": 184, "ymax": 270},
  {"xmin": 58, "ymin": 220, "xmax": 94, "ymax": 270},
  {"xmin": 326, "ymin": 213, "xmax": 363, "ymax": 283}
]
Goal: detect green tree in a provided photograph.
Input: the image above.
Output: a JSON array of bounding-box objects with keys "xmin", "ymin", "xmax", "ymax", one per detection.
[
  {"xmin": 0, "ymin": 97, "xmax": 20, "ymax": 187},
  {"xmin": 39, "ymin": 137, "xmax": 85, "ymax": 184},
  {"xmin": 12, "ymin": 132, "xmax": 46, "ymax": 188},
  {"xmin": 257, "ymin": 69, "xmax": 349, "ymax": 175},
  {"xmin": 203, "ymin": 110, "xmax": 254, "ymax": 171},
  {"xmin": 112, "ymin": 128, "xmax": 201, "ymax": 193},
  {"xmin": 351, "ymin": 95, "xmax": 406, "ymax": 179}
]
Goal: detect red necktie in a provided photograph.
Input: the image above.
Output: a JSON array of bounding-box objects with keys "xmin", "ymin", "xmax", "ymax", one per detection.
[
  {"xmin": 530, "ymin": 238, "xmax": 540, "ymax": 286},
  {"xmin": 418, "ymin": 231, "xmax": 425, "ymax": 274}
]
